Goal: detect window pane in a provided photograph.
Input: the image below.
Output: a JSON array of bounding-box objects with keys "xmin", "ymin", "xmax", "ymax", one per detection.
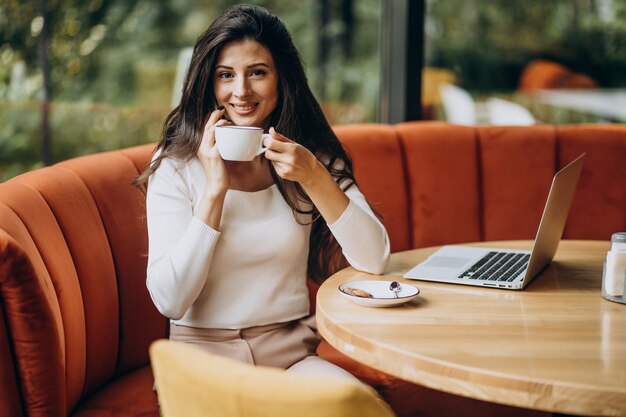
[
  {"xmin": 0, "ymin": 0, "xmax": 381, "ymax": 180},
  {"xmin": 424, "ymin": 0, "xmax": 626, "ymax": 125}
]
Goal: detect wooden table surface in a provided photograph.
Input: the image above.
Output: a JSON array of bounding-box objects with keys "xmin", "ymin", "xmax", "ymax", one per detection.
[{"xmin": 316, "ymin": 240, "xmax": 626, "ymax": 416}]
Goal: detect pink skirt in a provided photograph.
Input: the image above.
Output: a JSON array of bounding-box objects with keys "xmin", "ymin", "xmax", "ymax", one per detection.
[{"xmin": 168, "ymin": 318, "xmax": 320, "ymax": 369}]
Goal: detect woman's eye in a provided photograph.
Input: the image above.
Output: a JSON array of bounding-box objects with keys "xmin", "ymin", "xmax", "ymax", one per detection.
[
  {"xmin": 218, "ymin": 72, "xmax": 233, "ymax": 79},
  {"xmin": 250, "ymin": 69, "xmax": 265, "ymax": 77}
]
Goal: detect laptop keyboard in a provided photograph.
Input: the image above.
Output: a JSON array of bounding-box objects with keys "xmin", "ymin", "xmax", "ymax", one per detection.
[{"xmin": 458, "ymin": 251, "xmax": 530, "ymax": 282}]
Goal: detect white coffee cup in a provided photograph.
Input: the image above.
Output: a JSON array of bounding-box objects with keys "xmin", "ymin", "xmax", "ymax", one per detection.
[{"xmin": 214, "ymin": 125, "xmax": 269, "ymax": 161}]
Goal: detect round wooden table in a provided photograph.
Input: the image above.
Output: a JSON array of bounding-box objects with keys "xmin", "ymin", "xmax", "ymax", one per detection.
[{"xmin": 316, "ymin": 240, "xmax": 626, "ymax": 416}]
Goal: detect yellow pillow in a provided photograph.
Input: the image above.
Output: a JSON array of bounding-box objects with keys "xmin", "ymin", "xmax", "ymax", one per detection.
[{"xmin": 150, "ymin": 339, "xmax": 395, "ymax": 417}]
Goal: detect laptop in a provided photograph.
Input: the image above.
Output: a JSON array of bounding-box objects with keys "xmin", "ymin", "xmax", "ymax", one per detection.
[{"xmin": 403, "ymin": 153, "xmax": 586, "ymax": 290}]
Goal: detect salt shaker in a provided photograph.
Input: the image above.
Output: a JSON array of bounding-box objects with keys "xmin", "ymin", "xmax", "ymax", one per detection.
[{"xmin": 602, "ymin": 232, "xmax": 626, "ymax": 303}]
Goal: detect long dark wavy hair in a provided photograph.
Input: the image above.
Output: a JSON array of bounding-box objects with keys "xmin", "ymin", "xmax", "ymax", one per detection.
[{"xmin": 135, "ymin": 4, "xmax": 358, "ymax": 283}]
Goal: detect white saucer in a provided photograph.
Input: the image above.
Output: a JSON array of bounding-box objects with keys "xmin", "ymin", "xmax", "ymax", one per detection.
[{"xmin": 338, "ymin": 280, "xmax": 420, "ymax": 307}]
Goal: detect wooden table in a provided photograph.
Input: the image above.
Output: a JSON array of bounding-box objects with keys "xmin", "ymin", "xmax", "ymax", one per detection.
[{"xmin": 316, "ymin": 240, "xmax": 626, "ymax": 416}]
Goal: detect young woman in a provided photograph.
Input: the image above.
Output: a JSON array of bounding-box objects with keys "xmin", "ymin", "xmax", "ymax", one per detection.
[{"xmin": 136, "ymin": 4, "xmax": 390, "ymax": 377}]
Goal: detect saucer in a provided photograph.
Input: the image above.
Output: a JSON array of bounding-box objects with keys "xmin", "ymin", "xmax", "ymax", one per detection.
[{"xmin": 338, "ymin": 280, "xmax": 420, "ymax": 307}]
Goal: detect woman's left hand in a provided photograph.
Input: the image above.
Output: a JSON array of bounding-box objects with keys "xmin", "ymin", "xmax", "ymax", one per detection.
[
  {"xmin": 264, "ymin": 127, "xmax": 350, "ymax": 223},
  {"xmin": 263, "ymin": 127, "xmax": 321, "ymax": 186}
]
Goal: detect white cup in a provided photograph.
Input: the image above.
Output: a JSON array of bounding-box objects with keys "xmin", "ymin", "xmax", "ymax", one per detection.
[{"xmin": 214, "ymin": 125, "xmax": 269, "ymax": 161}]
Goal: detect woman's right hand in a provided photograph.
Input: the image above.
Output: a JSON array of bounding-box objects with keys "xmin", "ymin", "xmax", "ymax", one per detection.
[
  {"xmin": 193, "ymin": 107, "xmax": 230, "ymax": 229},
  {"xmin": 197, "ymin": 107, "xmax": 230, "ymax": 197}
]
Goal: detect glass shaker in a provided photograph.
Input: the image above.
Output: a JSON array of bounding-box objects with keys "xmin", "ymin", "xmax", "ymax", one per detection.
[{"xmin": 602, "ymin": 232, "xmax": 626, "ymax": 304}]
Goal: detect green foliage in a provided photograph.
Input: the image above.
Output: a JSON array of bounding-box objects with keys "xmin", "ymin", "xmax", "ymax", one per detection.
[
  {"xmin": 0, "ymin": 99, "xmax": 168, "ymax": 181},
  {"xmin": 1, "ymin": 0, "xmax": 380, "ymax": 107},
  {"xmin": 426, "ymin": 0, "xmax": 626, "ymax": 91},
  {"xmin": 3, "ymin": 0, "xmax": 625, "ymax": 182},
  {"xmin": 1, "ymin": 0, "xmax": 381, "ymax": 181}
]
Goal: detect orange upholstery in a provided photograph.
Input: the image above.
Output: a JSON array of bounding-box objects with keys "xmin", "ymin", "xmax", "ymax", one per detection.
[
  {"xmin": 396, "ymin": 122, "xmax": 481, "ymax": 247},
  {"xmin": 477, "ymin": 125, "xmax": 556, "ymax": 240},
  {"xmin": 0, "ymin": 149, "xmax": 163, "ymax": 417},
  {"xmin": 334, "ymin": 124, "xmax": 411, "ymax": 252},
  {"xmin": 0, "ymin": 295, "xmax": 23, "ymax": 417},
  {"xmin": 519, "ymin": 59, "xmax": 597, "ymax": 91},
  {"xmin": 1, "ymin": 123, "xmax": 625, "ymax": 417},
  {"xmin": 558, "ymin": 125, "xmax": 626, "ymax": 238}
]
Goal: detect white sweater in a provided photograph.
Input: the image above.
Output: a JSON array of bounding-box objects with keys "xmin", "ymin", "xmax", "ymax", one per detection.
[{"xmin": 146, "ymin": 156, "xmax": 390, "ymax": 329}]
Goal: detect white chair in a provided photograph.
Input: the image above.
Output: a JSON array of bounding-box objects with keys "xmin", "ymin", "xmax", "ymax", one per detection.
[
  {"xmin": 171, "ymin": 47, "xmax": 193, "ymax": 108},
  {"xmin": 439, "ymin": 83, "xmax": 477, "ymax": 125},
  {"xmin": 486, "ymin": 97, "xmax": 536, "ymax": 125}
]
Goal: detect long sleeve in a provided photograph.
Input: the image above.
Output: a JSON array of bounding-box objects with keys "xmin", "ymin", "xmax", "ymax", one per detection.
[
  {"xmin": 327, "ymin": 183, "xmax": 390, "ymax": 274},
  {"xmin": 146, "ymin": 157, "xmax": 221, "ymax": 320}
]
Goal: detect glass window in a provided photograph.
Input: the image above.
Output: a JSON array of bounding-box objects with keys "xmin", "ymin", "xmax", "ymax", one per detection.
[
  {"xmin": 424, "ymin": 0, "xmax": 626, "ymax": 125},
  {"xmin": 0, "ymin": 0, "xmax": 381, "ymax": 180}
]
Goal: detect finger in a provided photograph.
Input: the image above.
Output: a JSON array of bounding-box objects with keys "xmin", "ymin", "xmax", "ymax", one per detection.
[
  {"xmin": 265, "ymin": 128, "xmax": 296, "ymax": 150},
  {"xmin": 204, "ymin": 107, "xmax": 225, "ymax": 130},
  {"xmin": 203, "ymin": 106, "xmax": 226, "ymax": 132},
  {"xmin": 269, "ymin": 127, "xmax": 294, "ymax": 143},
  {"xmin": 202, "ymin": 116, "xmax": 231, "ymax": 149},
  {"xmin": 210, "ymin": 119, "xmax": 231, "ymax": 138},
  {"xmin": 265, "ymin": 137, "xmax": 294, "ymax": 154},
  {"xmin": 269, "ymin": 160, "xmax": 291, "ymax": 179},
  {"xmin": 265, "ymin": 150, "xmax": 297, "ymax": 177},
  {"xmin": 264, "ymin": 148, "xmax": 282, "ymax": 161},
  {"xmin": 203, "ymin": 109, "xmax": 232, "ymax": 140}
]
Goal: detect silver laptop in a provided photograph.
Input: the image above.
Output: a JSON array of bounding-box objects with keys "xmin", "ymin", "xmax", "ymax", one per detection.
[{"xmin": 403, "ymin": 153, "xmax": 586, "ymax": 290}]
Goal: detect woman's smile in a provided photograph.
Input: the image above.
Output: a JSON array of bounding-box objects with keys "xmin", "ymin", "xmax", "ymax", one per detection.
[{"xmin": 230, "ymin": 102, "xmax": 258, "ymax": 115}]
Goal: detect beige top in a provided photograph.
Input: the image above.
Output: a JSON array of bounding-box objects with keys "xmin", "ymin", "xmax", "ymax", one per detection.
[{"xmin": 316, "ymin": 240, "xmax": 626, "ymax": 416}]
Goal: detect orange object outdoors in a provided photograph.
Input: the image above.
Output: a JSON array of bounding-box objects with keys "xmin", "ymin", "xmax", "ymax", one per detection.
[{"xmin": 519, "ymin": 59, "xmax": 597, "ymax": 91}]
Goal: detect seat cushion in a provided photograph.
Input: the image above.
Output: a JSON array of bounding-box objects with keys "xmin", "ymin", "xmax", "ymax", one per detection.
[{"xmin": 71, "ymin": 366, "xmax": 158, "ymax": 417}]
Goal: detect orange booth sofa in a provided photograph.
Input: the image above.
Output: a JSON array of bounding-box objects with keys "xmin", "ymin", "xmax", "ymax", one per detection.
[{"xmin": 1, "ymin": 121, "xmax": 626, "ymax": 417}]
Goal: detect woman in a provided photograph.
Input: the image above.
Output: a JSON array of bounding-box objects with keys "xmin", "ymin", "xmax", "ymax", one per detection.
[{"xmin": 136, "ymin": 4, "xmax": 390, "ymax": 377}]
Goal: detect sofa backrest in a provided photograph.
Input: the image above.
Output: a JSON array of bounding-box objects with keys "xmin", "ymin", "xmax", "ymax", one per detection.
[
  {"xmin": 337, "ymin": 122, "xmax": 626, "ymax": 252},
  {"xmin": 0, "ymin": 144, "xmax": 165, "ymax": 417},
  {"xmin": 333, "ymin": 124, "xmax": 411, "ymax": 252}
]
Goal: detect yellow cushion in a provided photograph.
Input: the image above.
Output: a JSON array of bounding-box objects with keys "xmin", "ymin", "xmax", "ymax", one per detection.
[{"xmin": 150, "ymin": 339, "xmax": 395, "ymax": 417}]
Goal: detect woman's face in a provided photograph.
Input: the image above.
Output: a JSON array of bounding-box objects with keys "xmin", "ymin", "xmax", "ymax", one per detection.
[{"xmin": 213, "ymin": 39, "xmax": 279, "ymax": 128}]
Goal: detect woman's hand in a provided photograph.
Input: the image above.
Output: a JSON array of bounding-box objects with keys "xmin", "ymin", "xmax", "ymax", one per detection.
[
  {"xmin": 194, "ymin": 107, "xmax": 230, "ymax": 229},
  {"xmin": 263, "ymin": 127, "xmax": 322, "ymax": 186},
  {"xmin": 197, "ymin": 107, "xmax": 230, "ymax": 196},
  {"xmin": 263, "ymin": 127, "xmax": 349, "ymax": 224}
]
